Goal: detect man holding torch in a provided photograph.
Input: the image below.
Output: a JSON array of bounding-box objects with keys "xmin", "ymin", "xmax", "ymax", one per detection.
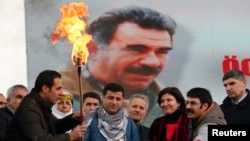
[{"xmin": 4, "ymin": 70, "xmax": 87, "ymax": 141}]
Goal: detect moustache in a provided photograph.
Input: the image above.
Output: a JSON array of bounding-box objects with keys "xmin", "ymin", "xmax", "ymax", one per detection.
[
  {"xmin": 125, "ymin": 66, "xmax": 161, "ymax": 75},
  {"xmin": 186, "ymin": 108, "xmax": 194, "ymax": 114}
]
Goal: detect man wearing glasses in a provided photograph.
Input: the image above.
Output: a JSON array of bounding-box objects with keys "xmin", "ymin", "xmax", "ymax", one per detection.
[
  {"xmin": 185, "ymin": 87, "xmax": 226, "ymax": 141},
  {"xmin": 0, "ymin": 84, "xmax": 28, "ymax": 140}
]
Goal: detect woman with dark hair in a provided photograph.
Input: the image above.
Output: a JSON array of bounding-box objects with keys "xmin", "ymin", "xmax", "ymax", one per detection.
[{"xmin": 148, "ymin": 87, "xmax": 189, "ymax": 141}]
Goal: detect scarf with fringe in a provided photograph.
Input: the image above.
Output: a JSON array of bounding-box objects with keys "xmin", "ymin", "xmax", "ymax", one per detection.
[{"xmin": 84, "ymin": 106, "xmax": 128, "ymax": 140}]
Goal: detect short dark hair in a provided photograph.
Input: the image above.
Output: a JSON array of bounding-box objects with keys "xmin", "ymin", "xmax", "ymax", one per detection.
[
  {"xmin": 223, "ymin": 69, "xmax": 245, "ymax": 81},
  {"xmin": 158, "ymin": 87, "xmax": 186, "ymax": 112},
  {"xmin": 34, "ymin": 70, "xmax": 62, "ymax": 92},
  {"xmin": 87, "ymin": 6, "xmax": 177, "ymax": 46},
  {"xmin": 103, "ymin": 83, "xmax": 124, "ymax": 97},
  {"xmin": 186, "ymin": 87, "xmax": 213, "ymax": 107},
  {"xmin": 83, "ymin": 92, "xmax": 102, "ymax": 105}
]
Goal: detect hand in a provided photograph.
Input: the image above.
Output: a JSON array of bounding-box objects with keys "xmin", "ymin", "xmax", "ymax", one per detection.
[
  {"xmin": 69, "ymin": 124, "xmax": 88, "ymax": 141},
  {"xmin": 72, "ymin": 111, "xmax": 86, "ymax": 122}
]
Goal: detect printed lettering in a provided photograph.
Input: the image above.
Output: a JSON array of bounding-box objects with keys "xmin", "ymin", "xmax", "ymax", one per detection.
[
  {"xmin": 212, "ymin": 129, "xmax": 247, "ymax": 136},
  {"xmin": 222, "ymin": 55, "xmax": 239, "ymax": 73},
  {"xmin": 241, "ymin": 58, "xmax": 250, "ymax": 75},
  {"xmin": 212, "ymin": 129, "xmax": 218, "ymax": 136},
  {"xmin": 222, "ymin": 55, "xmax": 250, "ymax": 76}
]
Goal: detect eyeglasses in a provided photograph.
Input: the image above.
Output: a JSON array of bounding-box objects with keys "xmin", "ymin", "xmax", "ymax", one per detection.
[
  {"xmin": 185, "ymin": 101, "xmax": 200, "ymax": 106},
  {"xmin": 0, "ymin": 101, "xmax": 6, "ymax": 105}
]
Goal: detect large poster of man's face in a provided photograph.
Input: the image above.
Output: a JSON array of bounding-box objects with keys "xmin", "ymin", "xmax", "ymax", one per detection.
[{"xmin": 25, "ymin": 0, "xmax": 250, "ymax": 127}]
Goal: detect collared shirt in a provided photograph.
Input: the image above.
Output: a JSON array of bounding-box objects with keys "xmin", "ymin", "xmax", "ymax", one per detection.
[
  {"xmin": 231, "ymin": 92, "xmax": 248, "ymax": 105},
  {"xmin": 6, "ymin": 105, "xmax": 15, "ymax": 114}
]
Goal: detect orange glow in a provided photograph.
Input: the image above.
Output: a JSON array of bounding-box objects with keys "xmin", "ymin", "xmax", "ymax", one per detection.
[{"xmin": 51, "ymin": 2, "xmax": 91, "ymax": 66}]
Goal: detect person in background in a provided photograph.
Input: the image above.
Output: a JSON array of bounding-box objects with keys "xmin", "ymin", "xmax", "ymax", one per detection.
[
  {"xmin": 186, "ymin": 87, "xmax": 226, "ymax": 141},
  {"xmin": 4, "ymin": 70, "xmax": 87, "ymax": 141},
  {"xmin": 52, "ymin": 88, "xmax": 73, "ymax": 133},
  {"xmin": 83, "ymin": 83, "xmax": 139, "ymax": 141},
  {"xmin": 82, "ymin": 91, "xmax": 102, "ymax": 115},
  {"xmin": 220, "ymin": 69, "xmax": 250, "ymax": 124},
  {"xmin": 148, "ymin": 87, "xmax": 189, "ymax": 141},
  {"xmin": 0, "ymin": 93, "xmax": 7, "ymax": 108},
  {"xmin": 60, "ymin": 5, "xmax": 177, "ymax": 127},
  {"xmin": 0, "ymin": 84, "xmax": 28, "ymax": 141},
  {"xmin": 127, "ymin": 94, "xmax": 149, "ymax": 141},
  {"xmin": 52, "ymin": 88, "xmax": 73, "ymax": 119},
  {"xmin": 5, "ymin": 85, "xmax": 29, "ymax": 111}
]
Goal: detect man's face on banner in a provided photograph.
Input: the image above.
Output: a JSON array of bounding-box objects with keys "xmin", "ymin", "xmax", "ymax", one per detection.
[{"xmin": 92, "ymin": 22, "xmax": 172, "ymax": 90}]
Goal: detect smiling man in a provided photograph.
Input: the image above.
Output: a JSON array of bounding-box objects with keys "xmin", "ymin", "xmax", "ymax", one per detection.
[
  {"xmin": 186, "ymin": 87, "xmax": 226, "ymax": 141},
  {"xmin": 84, "ymin": 83, "xmax": 139, "ymax": 141}
]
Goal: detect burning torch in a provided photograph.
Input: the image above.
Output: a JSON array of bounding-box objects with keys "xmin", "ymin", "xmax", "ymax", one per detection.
[{"xmin": 50, "ymin": 2, "xmax": 91, "ymax": 125}]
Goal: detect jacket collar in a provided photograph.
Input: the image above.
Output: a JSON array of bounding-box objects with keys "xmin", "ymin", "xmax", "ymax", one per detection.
[{"xmin": 223, "ymin": 89, "xmax": 250, "ymax": 108}]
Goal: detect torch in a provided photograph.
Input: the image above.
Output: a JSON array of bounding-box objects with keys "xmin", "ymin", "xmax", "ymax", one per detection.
[{"xmin": 51, "ymin": 2, "xmax": 91, "ymax": 126}]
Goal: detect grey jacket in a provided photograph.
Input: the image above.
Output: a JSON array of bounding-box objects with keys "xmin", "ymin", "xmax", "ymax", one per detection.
[{"xmin": 190, "ymin": 102, "xmax": 227, "ymax": 141}]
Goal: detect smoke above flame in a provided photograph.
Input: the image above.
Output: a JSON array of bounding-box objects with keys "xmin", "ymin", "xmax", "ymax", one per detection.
[{"xmin": 51, "ymin": 2, "xmax": 91, "ymax": 66}]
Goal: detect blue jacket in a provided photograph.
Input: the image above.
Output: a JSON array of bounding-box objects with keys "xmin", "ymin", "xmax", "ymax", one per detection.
[{"xmin": 84, "ymin": 114, "xmax": 139, "ymax": 141}]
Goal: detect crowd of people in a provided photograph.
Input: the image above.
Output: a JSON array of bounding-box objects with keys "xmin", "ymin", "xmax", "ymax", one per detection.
[
  {"xmin": 0, "ymin": 69, "xmax": 249, "ymax": 141},
  {"xmin": 1, "ymin": 5, "xmax": 250, "ymax": 141}
]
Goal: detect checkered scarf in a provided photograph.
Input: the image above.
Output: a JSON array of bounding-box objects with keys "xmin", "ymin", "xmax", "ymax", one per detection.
[{"xmin": 97, "ymin": 106, "xmax": 128, "ymax": 141}]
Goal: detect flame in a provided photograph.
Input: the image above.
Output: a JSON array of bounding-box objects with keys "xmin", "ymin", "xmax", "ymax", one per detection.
[{"xmin": 51, "ymin": 2, "xmax": 91, "ymax": 66}]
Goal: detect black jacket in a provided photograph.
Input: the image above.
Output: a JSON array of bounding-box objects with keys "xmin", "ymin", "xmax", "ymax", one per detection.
[
  {"xmin": 0, "ymin": 107, "xmax": 14, "ymax": 141},
  {"xmin": 137, "ymin": 124, "xmax": 149, "ymax": 141},
  {"xmin": 4, "ymin": 89, "xmax": 80, "ymax": 141},
  {"xmin": 220, "ymin": 89, "xmax": 250, "ymax": 124}
]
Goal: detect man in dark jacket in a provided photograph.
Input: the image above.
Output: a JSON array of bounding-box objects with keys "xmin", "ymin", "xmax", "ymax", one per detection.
[
  {"xmin": 0, "ymin": 84, "xmax": 28, "ymax": 141},
  {"xmin": 4, "ymin": 70, "xmax": 87, "ymax": 141},
  {"xmin": 0, "ymin": 109, "xmax": 12, "ymax": 141},
  {"xmin": 220, "ymin": 69, "xmax": 250, "ymax": 124}
]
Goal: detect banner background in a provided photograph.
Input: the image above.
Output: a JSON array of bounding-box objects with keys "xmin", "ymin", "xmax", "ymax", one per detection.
[{"xmin": 25, "ymin": 0, "xmax": 250, "ymax": 104}]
